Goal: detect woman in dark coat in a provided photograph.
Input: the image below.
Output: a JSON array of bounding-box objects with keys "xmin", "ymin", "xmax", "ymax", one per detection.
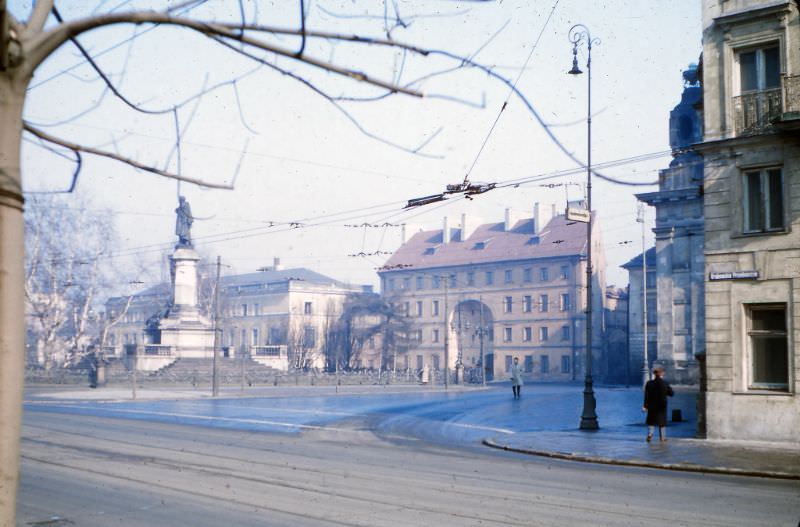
[{"xmin": 643, "ymin": 367, "xmax": 674, "ymax": 442}]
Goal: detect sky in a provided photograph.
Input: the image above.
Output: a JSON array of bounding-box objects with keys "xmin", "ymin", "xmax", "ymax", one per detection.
[{"xmin": 14, "ymin": 0, "xmax": 702, "ymax": 293}]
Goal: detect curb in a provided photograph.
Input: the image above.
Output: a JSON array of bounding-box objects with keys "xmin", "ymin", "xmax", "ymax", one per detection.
[{"xmin": 482, "ymin": 438, "xmax": 800, "ymax": 480}]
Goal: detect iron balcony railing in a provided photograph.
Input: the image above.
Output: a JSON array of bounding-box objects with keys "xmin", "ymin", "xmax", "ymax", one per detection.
[
  {"xmin": 733, "ymin": 75, "xmax": 800, "ymax": 135},
  {"xmin": 251, "ymin": 345, "xmax": 287, "ymax": 357}
]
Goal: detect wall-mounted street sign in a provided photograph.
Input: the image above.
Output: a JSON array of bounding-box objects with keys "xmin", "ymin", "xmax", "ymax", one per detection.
[
  {"xmin": 565, "ymin": 207, "xmax": 590, "ymax": 223},
  {"xmin": 709, "ymin": 270, "xmax": 759, "ymax": 281}
]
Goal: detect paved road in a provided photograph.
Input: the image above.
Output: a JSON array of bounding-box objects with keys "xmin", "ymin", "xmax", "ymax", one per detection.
[{"xmin": 18, "ymin": 386, "xmax": 800, "ymax": 526}]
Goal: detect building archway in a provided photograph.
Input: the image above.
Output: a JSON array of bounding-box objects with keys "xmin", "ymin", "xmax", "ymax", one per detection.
[{"xmin": 450, "ymin": 299, "xmax": 494, "ymax": 381}]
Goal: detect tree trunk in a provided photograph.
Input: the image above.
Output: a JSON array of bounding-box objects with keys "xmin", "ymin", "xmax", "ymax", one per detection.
[{"xmin": 0, "ymin": 74, "xmax": 28, "ymax": 526}]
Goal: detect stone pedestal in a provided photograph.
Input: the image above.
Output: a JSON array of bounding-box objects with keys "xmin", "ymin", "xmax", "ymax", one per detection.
[{"xmin": 159, "ymin": 247, "xmax": 214, "ymax": 358}]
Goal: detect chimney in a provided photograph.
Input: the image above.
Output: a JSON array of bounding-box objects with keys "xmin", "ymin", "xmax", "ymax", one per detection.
[
  {"xmin": 504, "ymin": 208, "xmax": 522, "ymax": 232},
  {"xmin": 551, "ymin": 203, "xmax": 557, "ymax": 219},
  {"xmin": 401, "ymin": 224, "xmax": 407, "ymax": 244},
  {"xmin": 533, "ymin": 202, "xmax": 540, "ymax": 234},
  {"xmin": 442, "ymin": 216, "xmax": 450, "ymax": 244},
  {"xmin": 273, "ymin": 257, "xmax": 283, "ymax": 271},
  {"xmin": 459, "ymin": 213, "xmax": 474, "ymax": 242}
]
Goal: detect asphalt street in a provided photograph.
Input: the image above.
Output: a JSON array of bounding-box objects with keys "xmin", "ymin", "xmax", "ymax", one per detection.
[{"xmin": 18, "ymin": 384, "xmax": 800, "ymax": 526}]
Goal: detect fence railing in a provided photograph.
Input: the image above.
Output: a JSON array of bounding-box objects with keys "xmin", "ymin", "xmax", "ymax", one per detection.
[
  {"xmin": 143, "ymin": 345, "xmax": 173, "ymax": 356},
  {"xmin": 251, "ymin": 345, "xmax": 287, "ymax": 357},
  {"xmin": 733, "ymin": 75, "xmax": 800, "ymax": 135},
  {"xmin": 733, "ymin": 87, "xmax": 782, "ymax": 135}
]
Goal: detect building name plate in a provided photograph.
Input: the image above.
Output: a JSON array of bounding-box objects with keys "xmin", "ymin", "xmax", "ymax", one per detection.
[{"xmin": 708, "ymin": 270, "xmax": 759, "ymax": 281}]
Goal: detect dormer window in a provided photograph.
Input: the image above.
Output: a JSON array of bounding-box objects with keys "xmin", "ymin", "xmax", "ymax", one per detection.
[{"xmin": 472, "ymin": 239, "xmax": 492, "ymax": 250}]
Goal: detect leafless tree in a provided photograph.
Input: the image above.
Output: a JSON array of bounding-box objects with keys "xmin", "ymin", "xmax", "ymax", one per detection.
[{"xmin": 24, "ymin": 195, "xmax": 117, "ymax": 370}]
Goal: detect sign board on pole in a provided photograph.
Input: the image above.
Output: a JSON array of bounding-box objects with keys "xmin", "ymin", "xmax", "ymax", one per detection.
[{"xmin": 566, "ymin": 207, "xmax": 591, "ymax": 223}]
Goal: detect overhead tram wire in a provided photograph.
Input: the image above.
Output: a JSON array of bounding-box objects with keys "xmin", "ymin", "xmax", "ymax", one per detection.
[{"xmin": 459, "ymin": 0, "xmax": 561, "ymax": 188}]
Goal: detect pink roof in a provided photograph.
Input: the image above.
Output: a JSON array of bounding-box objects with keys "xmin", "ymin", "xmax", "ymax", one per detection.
[{"xmin": 381, "ymin": 215, "xmax": 588, "ymax": 272}]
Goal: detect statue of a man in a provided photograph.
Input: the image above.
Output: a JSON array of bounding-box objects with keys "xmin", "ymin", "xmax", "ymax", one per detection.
[{"xmin": 175, "ymin": 196, "xmax": 193, "ymax": 247}]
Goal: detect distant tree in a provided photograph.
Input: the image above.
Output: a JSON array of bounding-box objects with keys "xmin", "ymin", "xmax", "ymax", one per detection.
[
  {"xmin": 24, "ymin": 196, "xmax": 116, "ymax": 370},
  {"xmin": 328, "ymin": 293, "xmax": 415, "ymax": 372}
]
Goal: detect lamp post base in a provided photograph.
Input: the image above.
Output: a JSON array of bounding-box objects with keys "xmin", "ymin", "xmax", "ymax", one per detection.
[{"xmin": 579, "ymin": 375, "xmax": 599, "ymax": 430}]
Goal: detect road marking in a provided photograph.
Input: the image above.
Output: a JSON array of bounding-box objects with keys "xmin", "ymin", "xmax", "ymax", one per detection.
[
  {"xmin": 447, "ymin": 423, "xmax": 514, "ymax": 435},
  {"xmin": 31, "ymin": 404, "xmax": 353, "ymax": 432}
]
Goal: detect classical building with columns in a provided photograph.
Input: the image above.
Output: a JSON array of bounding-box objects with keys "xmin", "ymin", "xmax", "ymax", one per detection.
[
  {"xmin": 378, "ymin": 204, "xmax": 607, "ymax": 382},
  {"xmin": 636, "ymin": 64, "xmax": 705, "ymax": 385}
]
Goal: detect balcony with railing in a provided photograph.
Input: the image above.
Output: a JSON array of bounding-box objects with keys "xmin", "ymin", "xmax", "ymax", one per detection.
[{"xmin": 733, "ymin": 75, "xmax": 800, "ymax": 135}]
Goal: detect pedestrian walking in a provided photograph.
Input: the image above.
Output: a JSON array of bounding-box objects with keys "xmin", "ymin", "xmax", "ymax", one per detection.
[
  {"xmin": 510, "ymin": 357, "xmax": 523, "ymax": 399},
  {"xmin": 643, "ymin": 366, "xmax": 674, "ymax": 442}
]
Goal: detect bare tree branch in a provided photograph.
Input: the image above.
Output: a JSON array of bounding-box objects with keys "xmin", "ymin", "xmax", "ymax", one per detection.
[
  {"xmin": 24, "ymin": 0, "xmax": 53, "ymax": 35},
  {"xmin": 23, "ymin": 123, "xmax": 234, "ymax": 190},
  {"xmin": 24, "ymin": 11, "xmax": 424, "ymax": 98}
]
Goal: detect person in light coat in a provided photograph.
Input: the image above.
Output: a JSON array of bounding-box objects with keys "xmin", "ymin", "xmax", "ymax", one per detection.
[{"xmin": 509, "ymin": 357, "xmax": 523, "ymax": 399}]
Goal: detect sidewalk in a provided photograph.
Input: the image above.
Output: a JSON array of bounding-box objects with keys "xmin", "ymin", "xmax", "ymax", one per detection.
[{"xmin": 484, "ymin": 427, "xmax": 800, "ymax": 480}]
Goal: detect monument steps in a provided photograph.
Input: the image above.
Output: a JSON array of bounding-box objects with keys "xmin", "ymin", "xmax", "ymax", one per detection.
[{"xmin": 148, "ymin": 357, "xmax": 281, "ymax": 384}]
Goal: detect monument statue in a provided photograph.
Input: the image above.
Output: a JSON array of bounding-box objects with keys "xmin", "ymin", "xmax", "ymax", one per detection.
[{"xmin": 175, "ymin": 196, "xmax": 193, "ymax": 247}]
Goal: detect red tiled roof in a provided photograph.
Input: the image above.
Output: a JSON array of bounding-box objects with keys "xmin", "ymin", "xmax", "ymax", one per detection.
[{"xmin": 381, "ymin": 215, "xmax": 589, "ymax": 272}]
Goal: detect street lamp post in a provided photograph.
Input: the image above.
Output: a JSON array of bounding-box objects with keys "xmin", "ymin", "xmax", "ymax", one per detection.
[{"xmin": 568, "ymin": 23, "xmax": 600, "ymax": 431}]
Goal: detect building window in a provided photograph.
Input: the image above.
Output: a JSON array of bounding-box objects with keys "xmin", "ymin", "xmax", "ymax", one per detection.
[
  {"xmin": 240, "ymin": 304, "xmax": 247, "ymax": 317},
  {"xmin": 561, "ymin": 325, "xmax": 570, "ymax": 341},
  {"xmin": 504, "ymin": 269, "xmax": 513, "ymax": 284},
  {"xmin": 432, "ymin": 275, "xmax": 441, "ymax": 289},
  {"xmin": 368, "ymin": 337, "xmax": 375, "ymax": 349},
  {"xmin": 523, "ymin": 295, "xmax": 532, "ymax": 313},
  {"xmin": 432, "ymin": 329, "xmax": 440, "ymax": 343},
  {"xmin": 504, "ymin": 355, "xmax": 513, "ymax": 372},
  {"xmin": 539, "ymin": 267, "xmax": 549, "ymax": 281},
  {"xmin": 539, "ymin": 326, "xmax": 549, "ymax": 342},
  {"xmin": 647, "ymin": 297, "xmax": 657, "ymax": 325},
  {"xmin": 432, "ymin": 300, "xmax": 440, "ymax": 317},
  {"xmin": 561, "ymin": 355, "xmax": 571, "ymax": 373},
  {"xmin": 504, "ymin": 296, "xmax": 513, "ymax": 313},
  {"xmin": 304, "ymin": 301, "xmax": 313, "ymax": 315},
  {"xmin": 254, "ymin": 303, "xmax": 260, "ymax": 316},
  {"xmin": 560, "ymin": 293, "xmax": 570, "ymax": 312},
  {"xmin": 540, "ymin": 355, "xmax": 550, "ymax": 375},
  {"xmin": 402, "ymin": 277, "xmax": 411, "ymax": 290},
  {"xmin": 403, "ymin": 302, "xmax": 410, "ymax": 316},
  {"xmin": 539, "ymin": 294, "xmax": 549, "ymax": 313},
  {"xmin": 646, "ymin": 270, "xmax": 656, "ymax": 289},
  {"xmin": 523, "ymin": 268, "xmax": 532, "ymax": 283},
  {"xmin": 559, "ymin": 265, "xmax": 569, "ymax": 280},
  {"xmin": 738, "ymin": 45, "xmax": 780, "ymax": 93},
  {"xmin": 387, "ymin": 278, "xmax": 395, "ymax": 291},
  {"xmin": 252, "ymin": 328, "xmax": 259, "ymax": 346},
  {"xmin": 523, "ymin": 327, "xmax": 532, "ymax": 342},
  {"xmin": 747, "ymin": 304, "xmax": 788, "ymax": 391},
  {"xmin": 414, "ymin": 330, "xmax": 423, "ymax": 342},
  {"xmin": 503, "ymin": 327, "xmax": 512, "ymax": 342},
  {"xmin": 449, "ymin": 274, "xmax": 457, "ymax": 288},
  {"xmin": 416, "ymin": 355, "xmax": 424, "ymax": 370},
  {"xmin": 416, "ymin": 301, "xmax": 423, "ymax": 317},
  {"xmin": 743, "ymin": 168, "xmax": 784, "ymax": 233},
  {"xmin": 467, "ymin": 271, "xmax": 475, "ymax": 286},
  {"xmin": 485, "ymin": 271, "xmax": 494, "ymax": 286},
  {"xmin": 303, "ymin": 326, "xmax": 316, "ymax": 348},
  {"xmin": 432, "ymin": 354, "xmax": 441, "ymax": 371},
  {"xmin": 524, "ymin": 355, "xmax": 533, "ymax": 373}
]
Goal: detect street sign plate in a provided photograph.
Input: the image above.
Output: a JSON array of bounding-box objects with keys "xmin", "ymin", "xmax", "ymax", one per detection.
[{"xmin": 566, "ymin": 207, "xmax": 590, "ymax": 223}]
